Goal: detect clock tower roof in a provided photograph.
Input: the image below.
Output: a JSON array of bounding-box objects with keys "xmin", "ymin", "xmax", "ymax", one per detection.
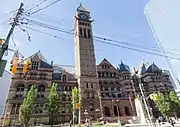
[{"xmin": 77, "ymin": 3, "xmax": 89, "ymax": 13}]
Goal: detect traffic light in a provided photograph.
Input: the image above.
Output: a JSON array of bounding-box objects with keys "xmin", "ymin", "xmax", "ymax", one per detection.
[
  {"xmin": 10, "ymin": 60, "xmax": 18, "ymax": 75},
  {"xmin": 0, "ymin": 39, "xmax": 5, "ymax": 45},
  {"xmin": 76, "ymin": 103, "xmax": 80, "ymax": 109},
  {"xmin": 22, "ymin": 60, "xmax": 31, "ymax": 73}
]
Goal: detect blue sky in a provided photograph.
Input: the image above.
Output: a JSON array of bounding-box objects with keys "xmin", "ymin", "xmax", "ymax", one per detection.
[
  {"xmin": 0, "ymin": 0, "xmax": 169, "ymax": 72},
  {"xmin": 144, "ymin": 0, "xmax": 180, "ymax": 89}
]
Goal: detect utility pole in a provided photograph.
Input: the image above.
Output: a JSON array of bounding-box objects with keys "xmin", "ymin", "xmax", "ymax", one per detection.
[{"xmin": 0, "ymin": 3, "xmax": 24, "ymax": 77}]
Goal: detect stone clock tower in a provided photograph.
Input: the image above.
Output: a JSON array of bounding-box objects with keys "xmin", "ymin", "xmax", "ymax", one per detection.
[{"xmin": 74, "ymin": 4, "xmax": 102, "ymax": 122}]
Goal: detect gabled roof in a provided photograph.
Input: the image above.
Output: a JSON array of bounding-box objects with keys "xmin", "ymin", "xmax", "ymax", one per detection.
[
  {"xmin": 40, "ymin": 60, "xmax": 52, "ymax": 69},
  {"xmin": 99, "ymin": 58, "xmax": 112, "ymax": 66},
  {"xmin": 19, "ymin": 51, "xmax": 52, "ymax": 69},
  {"xmin": 77, "ymin": 3, "xmax": 89, "ymax": 12},
  {"xmin": 146, "ymin": 63, "xmax": 160, "ymax": 73},
  {"xmin": 20, "ymin": 51, "xmax": 48, "ymax": 63},
  {"xmin": 118, "ymin": 61, "xmax": 130, "ymax": 72},
  {"xmin": 32, "ymin": 51, "xmax": 48, "ymax": 63},
  {"xmin": 98, "ymin": 58, "xmax": 116, "ymax": 69}
]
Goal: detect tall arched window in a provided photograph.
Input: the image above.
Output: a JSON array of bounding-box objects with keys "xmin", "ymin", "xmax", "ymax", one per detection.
[
  {"xmin": 87, "ymin": 29, "xmax": 91, "ymax": 38},
  {"xmin": 104, "ymin": 107, "xmax": 111, "ymax": 117},
  {"xmin": 15, "ymin": 84, "xmax": 25, "ymax": 98},
  {"xmin": 83, "ymin": 28, "xmax": 87, "ymax": 38},
  {"xmin": 113, "ymin": 106, "xmax": 118, "ymax": 116}
]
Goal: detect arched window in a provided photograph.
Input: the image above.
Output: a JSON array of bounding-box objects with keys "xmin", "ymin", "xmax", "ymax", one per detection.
[
  {"xmin": 125, "ymin": 106, "xmax": 131, "ymax": 116},
  {"xmin": 113, "ymin": 106, "xmax": 118, "ymax": 116},
  {"xmin": 104, "ymin": 107, "xmax": 111, "ymax": 117},
  {"xmin": 83, "ymin": 28, "xmax": 87, "ymax": 38},
  {"xmin": 37, "ymin": 84, "xmax": 45, "ymax": 99},
  {"xmin": 87, "ymin": 29, "xmax": 91, "ymax": 38},
  {"xmin": 15, "ymin": 84, "xmax": 24, "ymax": 98},
  {"xmin": 90, "ymin": 103, "xmax": 94, "ymax": 111}
]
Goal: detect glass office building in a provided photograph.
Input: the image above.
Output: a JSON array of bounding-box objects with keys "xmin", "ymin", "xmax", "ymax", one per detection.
[{"xmin": 144, "ymin": 0, "xmax": 180, "ymax": 93}]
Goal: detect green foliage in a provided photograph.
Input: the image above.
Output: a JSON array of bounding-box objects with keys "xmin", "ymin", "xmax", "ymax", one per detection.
[
  {"xmin": 153, "ymin": 91, "xmax": 180, "ymax": 118},
  {"xmin": 153, "ymin": 92, "xmax": 171, "ymax": 118},
  {"xmin": 72, "ymin": 87, "xmax": 79, "ymax": 124},
  {"xmin": 19, "ymin": 85, "xmax": 37, "ymax": 127},
  {"xmin": 169, "ymin": 91, "xmax": 180, "ymax": 117},
  {"xmin": 72, "ymin": 87, "xmax": 79, "ymax": 107},
  {"xmin": 47, "ymin": 82, "xmax": 60, "ymax": 126}
]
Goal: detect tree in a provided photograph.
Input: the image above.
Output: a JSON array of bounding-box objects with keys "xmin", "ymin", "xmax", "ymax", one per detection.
[
  {"xmin": 152, "ymin": 91, "xmax": 180, "ymax": 118},
  {"xmin": 19, "ymin": 85, "xmax": 37, "ymax": 127},
  {"xmin": 72, "ymin": 87, "xmax": 79, "ymax": 124},
  {"xmin": 47, "ymin": 82, "xmax": 60, "ymax": 126},
  {"xmin": 153, "ymin": 92, "xmax": 171, "ymax": 118},
  {"xmin": 169, "ymin": 91, "xmax": 180, "ymax": 117}
]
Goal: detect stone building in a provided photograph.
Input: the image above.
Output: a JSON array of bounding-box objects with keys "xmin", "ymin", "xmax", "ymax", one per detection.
[
  {"xmin": 2, "ymin": 52, "xmax": 77, "ymax": 126},
  {"xmin": 2, "ymin": 4, "xmax": 174, "ymax": 126},
  {"xmin": 132, "ymin": 63, "xmax": 173, "ymax": 118}
]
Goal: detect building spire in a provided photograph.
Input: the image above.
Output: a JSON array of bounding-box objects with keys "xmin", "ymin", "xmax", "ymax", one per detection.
[{"xmin": 77, "ymin": 3, "xmax": 89, "ymax": 12}]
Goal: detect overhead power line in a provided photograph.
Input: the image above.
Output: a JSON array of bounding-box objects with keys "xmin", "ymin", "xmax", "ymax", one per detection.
[
  {"xmin": 25, "ymin": 19, "xmax": 73, "ymax": 35},
  {"xmin": 93, "ymin": 36, "xmax": 180, "ymax": 56},
  {"xmin": 23, "ymin": 26, "xmax": 64, "ymax": 40},
  {"xmin": 25, "ymin": 16, "xmax": 180, "ymax": 55},
  {"xmin": 28, "ymin": 13, "xmax": 161, "ymax": 49},
  {"xmin": 94, "ymin": 39, "xmax": 180, "ymax": 60},
  {"xmin": 30, "ymin": 0, "xmax": 63, "ymax": 15},
  {"xmin": 26, "ymin": 19, "xmax": 180, "ymax": 55},
  {"xmin": 18, "ymin": 16, "xmax": 180, "ymax": 61},
  {"xmin": 23, "ymin": 19, "xmax": 180, "ymax": 59},
  {"xmin": 26, "ymin": 0, "xmax": 48, "ymax": 12}
]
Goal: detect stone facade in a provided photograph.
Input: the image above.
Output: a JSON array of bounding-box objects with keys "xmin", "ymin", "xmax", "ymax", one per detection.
[{"xmin": 1, "ymin": 4, "xmax": 175, "ymax": 126}]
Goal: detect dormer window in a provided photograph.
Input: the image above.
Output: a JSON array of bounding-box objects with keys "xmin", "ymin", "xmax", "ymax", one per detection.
[
  {"xmin": 62, "ymin": 75, "xmax": 66, "ymax": 82},
  {"xmin": 32, "ymin": 61, "xmax": 38, "ymax": 70}
]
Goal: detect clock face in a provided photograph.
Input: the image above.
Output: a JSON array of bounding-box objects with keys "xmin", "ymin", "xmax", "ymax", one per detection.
[{"xmin": 79, "ymin": 13, "xmax": 88, "ymax": 20}]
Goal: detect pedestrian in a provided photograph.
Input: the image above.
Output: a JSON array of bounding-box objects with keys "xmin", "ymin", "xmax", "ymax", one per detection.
[
  {"xmin": 169, "ymin": 118, "xmax": 175, "ymax": 127},
  {"xmin": 85, "ymin": 120, "xmax": 89, "ymax": 127},
  {"xmin": 70, "ymin": 119, "xmax": 72, "ymax": 127}
]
